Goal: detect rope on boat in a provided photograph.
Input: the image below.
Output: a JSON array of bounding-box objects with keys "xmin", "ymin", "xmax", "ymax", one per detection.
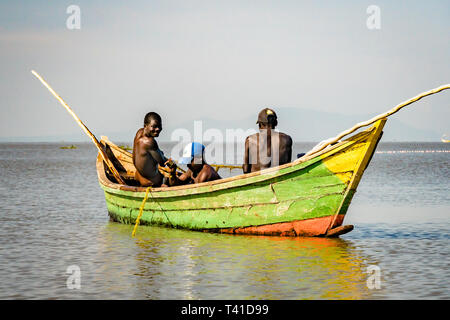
[
  {"xmin": 304, "ymin": 84, "xmax": 450, "ymax": 158},
  {"xmin": 211, "ymin": 164, "xmax": 242, "ymax": 172},
  {"xmin": 132, "ymin": 187, "xmax": 152, "ymax": 237}
]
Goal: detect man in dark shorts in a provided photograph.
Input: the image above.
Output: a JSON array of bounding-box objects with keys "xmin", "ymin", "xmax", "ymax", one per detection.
[
  {"xmin": 132, "ymin": 112, "xmax": 169, "ymax": 187},
  {"xmin": 243, "ymin": 108, "xmax": 293, "ymax": 173},
  {"xmin": 162, "ymin": 142, "xmax": 221, "ymax": 186}
]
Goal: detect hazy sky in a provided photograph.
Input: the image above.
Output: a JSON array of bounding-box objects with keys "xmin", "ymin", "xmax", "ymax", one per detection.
[{"xmin": 0, "ymin": 0, "xmax": 449, "ymax": 141}]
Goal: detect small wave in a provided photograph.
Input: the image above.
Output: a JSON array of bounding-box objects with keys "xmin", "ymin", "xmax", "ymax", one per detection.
[{"xmin": 346, "ymin": 223, "xmax": 450, "ymax": 240}]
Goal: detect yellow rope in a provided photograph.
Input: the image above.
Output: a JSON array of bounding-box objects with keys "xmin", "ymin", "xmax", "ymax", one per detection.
[
  {"xmin": 211, "ymin": 164, "xmax": 242, "ymax": 172},
  {"xmin": 131, "ymin": 186, "xmax": 151, "ymax": 237}
]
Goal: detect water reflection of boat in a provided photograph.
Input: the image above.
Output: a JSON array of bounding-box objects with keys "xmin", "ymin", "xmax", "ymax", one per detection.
[
  {"xmin": 442, "ymin": 135, "xmax": 450, "ymax": 143},
  {"xmin": 124, "ymin": 225, "xmax": 377, "ymax": 299}
]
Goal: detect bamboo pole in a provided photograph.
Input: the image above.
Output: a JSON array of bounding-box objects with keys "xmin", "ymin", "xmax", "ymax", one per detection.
[
  {"xmin": 304, "ymin": 84, "xmax": 450, "ymax": 157},
  {"xmin": 210, "ymin": 164, "xmax": 242, "ymax": 172},
  {"xmin": 31, "ymin": 70, "xmax": 125, "ymax": 185}
]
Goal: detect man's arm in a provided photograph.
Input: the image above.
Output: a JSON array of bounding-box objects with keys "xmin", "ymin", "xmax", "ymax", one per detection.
[
  {"xmin": 196, "ymin": 166, "xmax": 221, "ymax": 184},
  {"xmin": 147, "ymin": 138, "xmax": 166, "ymax": 166},
  {"xmin": 286, "ymin": 135, "xmax": 293, "ymax": 163},
  {"xmin": 158, "ymin": 149, "xmax": 169, "ymax": 164},
  {"xmin": 168, "ymin": 169, "xmax": 193, "ymax": 186},
  {"xmin": 243, "ymin": 137, "xmax": 251, "ymax": 174}
]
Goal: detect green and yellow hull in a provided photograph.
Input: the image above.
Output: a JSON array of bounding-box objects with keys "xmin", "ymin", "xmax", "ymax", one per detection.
[{"xmin": 97, "ymin": 119, "xmax": 386, "ymax": 237}]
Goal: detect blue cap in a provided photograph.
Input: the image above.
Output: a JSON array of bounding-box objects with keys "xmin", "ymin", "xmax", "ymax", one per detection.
[{"xmin": 178, "ymin": 142, "xmax": 205, "ymax": 164}]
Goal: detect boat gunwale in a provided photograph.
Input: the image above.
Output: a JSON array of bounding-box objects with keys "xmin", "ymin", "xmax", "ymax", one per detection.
[{"xmin": 97, "ymin": 125, "xmax": 377, "ymax": 197}]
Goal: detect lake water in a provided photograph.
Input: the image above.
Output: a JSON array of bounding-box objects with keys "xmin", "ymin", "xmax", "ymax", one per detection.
[{"xmin": 0, "ymin": 142, "xmax": 448, "ymax": 299}]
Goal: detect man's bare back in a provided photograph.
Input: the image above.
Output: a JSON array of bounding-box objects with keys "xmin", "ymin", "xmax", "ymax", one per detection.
[
  {"xmin": 244, "ymin": 131, "xmax": 292, "ymax": 173},
  {"xmin": 243, "ymin": 108, "xmax": 292, "ymax": 173}
]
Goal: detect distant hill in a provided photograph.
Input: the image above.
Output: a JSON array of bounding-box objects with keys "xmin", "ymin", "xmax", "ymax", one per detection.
[
  {"xmin": 159, "ymin": 107, "xmax": 440, "ymax": 142},
  {"xmin": 0, "ymin": 107, "xmax": 440, "ymax": 143}
]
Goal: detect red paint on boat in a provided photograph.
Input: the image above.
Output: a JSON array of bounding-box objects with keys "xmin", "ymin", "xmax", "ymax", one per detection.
[{"xmin": 208, "ymin": 214, "xmax": 346, "ymax": 237}]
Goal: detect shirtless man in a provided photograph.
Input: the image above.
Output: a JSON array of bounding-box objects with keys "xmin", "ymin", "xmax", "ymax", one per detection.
[
  {"xmin": 163, "ymin": 142, "xmax": 221, "ymax": 186},
  {"xmin": 243, "ymin": 108, "xmax": 292, "ymax": 173},
  {"xmin": 132, "ymin": 112, "xmax": 168, "ymax": 187}
]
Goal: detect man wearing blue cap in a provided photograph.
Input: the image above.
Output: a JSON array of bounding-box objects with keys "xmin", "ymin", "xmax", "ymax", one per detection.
[{"xmin": 162, "ymin": 142, "xmax": 221, "ymax": 186}]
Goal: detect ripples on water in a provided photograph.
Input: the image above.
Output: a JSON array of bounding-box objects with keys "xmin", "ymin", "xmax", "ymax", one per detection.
[{"xmin": 0, "ymin": 142, "xmax": 448, "ymax": 299}]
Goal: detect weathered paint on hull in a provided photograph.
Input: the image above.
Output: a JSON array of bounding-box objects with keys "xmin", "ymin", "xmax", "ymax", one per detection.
[
  {"xmin": 97, "ymin": 119, "xmax": 386, "ymax": 237},
  {"xmin": 212, "ymin": 214, "xmax": 347, "ymax": 237}
]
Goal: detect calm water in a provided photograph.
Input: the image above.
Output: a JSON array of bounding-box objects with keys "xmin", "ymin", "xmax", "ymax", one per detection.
[{"xmin": 0, "ymin": 142, "xmax": 449, "ymax": 299}]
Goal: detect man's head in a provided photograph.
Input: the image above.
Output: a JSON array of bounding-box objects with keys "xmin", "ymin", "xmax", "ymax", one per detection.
[
  {"xmin": 179, "ymin": 142, "xmax": 205, "ymax": 171},
  {"xmin": 143, "ymin": 112, "xmax": 162, "ymax": 137},
  {"xmin": 257, "ymin": 108, "xmax": 278, "ymax": 129}
]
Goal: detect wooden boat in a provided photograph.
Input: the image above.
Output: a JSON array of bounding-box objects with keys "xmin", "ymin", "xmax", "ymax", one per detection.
[
  {"xmin": 442, "ymin": 135, "xmax": 450, "ymax": 143},
  {"xmin": 96, "ymin": 119, "xmax": 386, "ymax": 237},
  {"xmin": 29, "ymin": 71, "xmax": 448, "ymax": 237}
]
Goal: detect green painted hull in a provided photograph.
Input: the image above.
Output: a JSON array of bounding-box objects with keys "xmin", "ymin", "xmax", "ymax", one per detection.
[{"xmin": 97, "ymin": 120, "xmax": 385, "ymax": 236}]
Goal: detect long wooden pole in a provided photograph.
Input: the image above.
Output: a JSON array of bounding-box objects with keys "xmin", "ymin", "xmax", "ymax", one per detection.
[
  {"xmin": 31, "ymin": 70, "xmax": 125, "ymax": 185},
  {"xmin": 304, "ymin": 84, "xmax": 450, "ymax": 157}
]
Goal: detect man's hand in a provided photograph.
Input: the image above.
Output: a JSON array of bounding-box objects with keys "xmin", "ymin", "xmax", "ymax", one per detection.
[
  {"xmin": 165, "ymin": 158, "xmax": 177, "ymax": 170},
  {"xmin": 158, "ymin": 158, "xmax": 178, "ymax": 178},
  {"xmin": 158, "ymin": 165, "xmax": 171, "ymax": 178}
]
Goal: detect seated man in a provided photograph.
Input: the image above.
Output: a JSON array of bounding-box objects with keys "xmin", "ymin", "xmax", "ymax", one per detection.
[
  {"xmin": 132, "ymin": 112, "xmax": 169, "ymax": 187},
  {"xmin": 243, "ymin": 108, "xmax": 292, "ymax": 173},
  {"xmin": 163, "ymin": 142, "xmax": 221, "ymax": 186}
]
